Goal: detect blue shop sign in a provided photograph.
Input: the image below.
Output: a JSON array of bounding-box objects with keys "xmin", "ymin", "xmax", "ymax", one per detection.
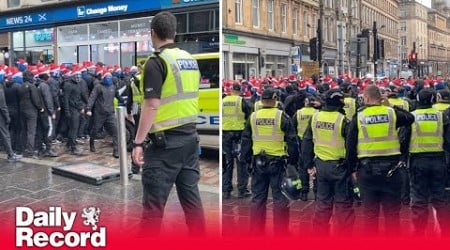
[{"xmin": 0, "ymin": 0, "xmax": 217, "ymax": 31}]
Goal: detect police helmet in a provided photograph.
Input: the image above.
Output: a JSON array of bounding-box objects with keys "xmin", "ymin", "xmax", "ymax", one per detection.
[
  {"xmin": 281, "ymin": 164, "xmax": 302, "ymax": 200},
  {"xmin": 437, "ymin": 89, "xmax": 450, "ymax": 102},
  {"xmin": 281, "ymin": 176, "xmax": 302, "ymax": 200}
]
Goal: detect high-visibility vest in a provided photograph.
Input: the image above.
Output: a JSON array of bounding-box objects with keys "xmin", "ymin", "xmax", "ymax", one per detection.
[
  {"xmin": 410, "ymin": 108, "xmax": 443, "ymax": 153},
  {"xmin": 296, "ymin": 106, "xmax": 317, "ymax": 139},
  {"xmin": 311, "ymin": 111, "xmax": 346, "ymax": 161},
  {"xmin": 222, "ymin": 95, "xmax": 245, "ymax": 131},
  {"xmin": 343, "ymin": 97, "xmax": 356, "ymax": 120},
  {"xmin": 389, "ymin": 97, "xmax": 410, "ymax": 111},
  {"xmin": 250, "ymin": 108, "xmax": 285, "ymax": 157},
  {"xmin": 130, "ymin": 77, "xmax": 143, "ymax": 103},
  {"xmin": 433, "ymin": 102, "xmax": 450, "ymax": 112},
  {"xmin": 357, "ymin": 105, "xmax": 401, "ymax": 158},
  {"xmin": 254, "ymin": 100, "xmax": 279, "ymax": 111},
  {"xmin": 140, "ymin": 48, "xmax": 200, "ymax": 133}
]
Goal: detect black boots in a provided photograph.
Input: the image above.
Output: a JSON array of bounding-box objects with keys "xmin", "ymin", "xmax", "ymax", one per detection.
[{"xmin": 90, "ymin": 139, "xmax": 96, "ymax": 152}]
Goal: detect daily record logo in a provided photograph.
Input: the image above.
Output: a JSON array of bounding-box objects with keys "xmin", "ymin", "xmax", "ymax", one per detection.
[{"xmin": 15, "ymin": 207, "xmax": 106, "ymax": 247}]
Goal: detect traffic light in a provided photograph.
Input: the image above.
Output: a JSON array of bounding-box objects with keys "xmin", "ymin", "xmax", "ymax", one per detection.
[
  {"xmin": 309, "ymin": 37, "xmax": 317, "ymax": 61},
  {"xmin": 408, "ymin": 52, "xmax": 417, "ymax": 69}
]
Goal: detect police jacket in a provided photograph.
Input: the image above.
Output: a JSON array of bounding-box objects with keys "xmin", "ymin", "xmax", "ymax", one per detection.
[
  {"xmin": 87, "ymin": 83, "xmax": 120, "ymax": 115},
  {"xmin": 63, "ymin": 78, "xmax": 85, "ymax": 113},
  {"xmin": 47, "ymin": 77, "xmax": 60, "ymax": 111},
  {"xmin": 36, "ymin": 79, "xmax": 54, "ymax": 115},
  {"xmin": 404, "ymin": 104, "xmax": 450, "ymax": 156},
  {"xmin": 302, "ymin": 106, "xmax": 348, "ymax": 169},
  {"xmin": 4, "ymin": 80, "xmax": 20, "ymax": 113},
  {"xmin": 18, "ymin": 78, "xmax": 44, "ymax": 114},
  {"xmin": 241, "ymin": 107, "xmax": 299, "ymax": 165},
  {"xmin": 0, "ymin": 84, "xmax": 10, "ymax": 123},
  {"xmin": 222, "ymin": 95, "xmax": 252, "ymax": 132},
  {"xmin": 346, "ymin": 105, "xmax": 414, "ymax": 171}
]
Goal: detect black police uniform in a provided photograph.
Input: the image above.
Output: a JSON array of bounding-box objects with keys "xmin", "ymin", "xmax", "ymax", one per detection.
[
  {"xmin": 404, "ymin": 102, "xmax": 450, "ymax": 237},
  {"xmin": 302, "ymin": 105, "xmax": 354, "ymax": 236},
  {"xmin": 222, "ymin": 94, "xmax": 252, "ymax": 199},
  {"xmin": 138, "ymin": 43, "xmax": 205, "ymax": 236},
  {"xmin": 347, "ymin": 105, "xmax": 414, "ymax": 236},
  {"xmin": 241, "ymin": 97, "xmax": 299, "ymax": 236}
]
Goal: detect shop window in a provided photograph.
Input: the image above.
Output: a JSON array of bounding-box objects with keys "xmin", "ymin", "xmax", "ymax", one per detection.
[
  {"xmin": 90, "ymin": 22, "xmax": 118, "ymax": 40},
  {"xmin": 189, "ymin": 11, "xmax": 211, "ymax": 32},
  {"xmin": 176, "ymin": 14, "xmax": 188, "ymax": 34},
  {"xmin": 91, "ymin": 43, "xmax": 119, "ymax": 66},
  {"xmin": 58, "ymin": 25, "xmax": 88, "ymax": 42},
  {"xmin": 120, "ymin": 17, "xmax": 151, "ymax": 39},
  {"xmin": 7, "ymin": 0, "xmax": 20, "ymax": 8}
]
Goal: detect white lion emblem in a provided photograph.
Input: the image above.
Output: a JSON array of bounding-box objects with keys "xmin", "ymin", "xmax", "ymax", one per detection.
[{"xmin": 81, "ymin": 207, "xmax": 100, "ymax": 230}]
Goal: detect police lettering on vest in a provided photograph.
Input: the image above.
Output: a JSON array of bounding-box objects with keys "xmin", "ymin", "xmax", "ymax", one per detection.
[
  {"xmin": 315, "ymin": 121, "xmax": 335, "ymax": 130},
  {"xmin": 140, "ymin": 48, "xmax": 200, "ymax": 133},
  {"xmin": 223, "ymin": 101, "xmax": 236, "ymax": 106},
  {"xmin": 364, "ymin": 114, "xmax": 389, "ymax": 124},
  {"xmin": 256, "ymin": 118, "xmax": 276, "ymax": 126},
  {"xmin": 415, "ymin": 114, "xmax": 438, "ymax": 121}
]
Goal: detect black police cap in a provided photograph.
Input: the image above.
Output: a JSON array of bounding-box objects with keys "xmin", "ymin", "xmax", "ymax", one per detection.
[{"xmin": 261, "ymin": 88, "xmax": 276, "ymax": 100}]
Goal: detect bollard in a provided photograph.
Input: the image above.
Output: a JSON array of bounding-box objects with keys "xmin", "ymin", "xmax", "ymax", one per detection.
[{"xmin": 116, "ymin": 106, "xmax": 128, "ymax": 186}]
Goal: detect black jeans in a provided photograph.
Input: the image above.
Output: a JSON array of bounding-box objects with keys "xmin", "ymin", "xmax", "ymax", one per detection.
[
  {"xmin": 36, "ymin": 113, "xmax": 51, "ymax": 151},
  {"xmin": 90, "ymin": 112, "xmax": 118, "ymax": 151},
  {"xmin": 222, "ymin": 131, "xmax": 249, "ymax": 194},
  {"xmin": 0, "ymin": 115, "xmax": 14, "ymax": 156},
  {"xmin": 140, "ymin": 133, "xmax": 205, "ymax": 236},
  {"xmin": 249, "ymin": 157, "xmax": 289, "ymax": 236},
  {"xmin": 66, "ymin": 108, "xmax": 80, "ymax": 149},
  {"xmin": 410, "ymin": 155, "xmax": 449, "ymax": 237},
  {"xmin": 313, "ymin": 158, "xmax": 354, "ymax": 236},
  {"xmin": 358, "ymin": 158, "xmax": 402, "ymax": 237},
  {"xmin": 21, "ymin": 110, "xmax": 38, "ymax": 153}
]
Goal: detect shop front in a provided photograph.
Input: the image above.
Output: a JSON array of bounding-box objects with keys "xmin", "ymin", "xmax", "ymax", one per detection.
[
  {"xmin": 223, "ymin": 33, "xmax": 291, "ymax": 80},
  {"xmin": 0, "ymin": 0, "xmax": 219, "ymax": 66}
]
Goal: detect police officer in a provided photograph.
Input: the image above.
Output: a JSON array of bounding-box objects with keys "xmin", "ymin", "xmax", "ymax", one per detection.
[
  {"xmin": 341, "ymin": 82, "xmax": 357, "ymax": 121},
  {"xmin": 406, "ymin": 89, "xmax": 450, "ymax": 237},
  {"xmin": 387, "ymin": 85, "xmax": 412, "ymax": 205},
  {"xmin": 292, "ymin": 97, "xmax": 318, "ymax": 201},
  {"xmin": 433, "ymin": 89, "xmax": 450, "ymax": 112},
  {"xmin": 86, "ymin": 72, "xmax": 119, "ymax": 158},
  {"xmin": 302, "ymin": 89, "xmax": 354, "ymax": 236},
  {"xmin": 63, "ymin": 70, "xmax": 85, "ymax": 155},
  {"xmin": 347, "ymin": 85, "xmax": 414, "ymax": 236},
  {"xmin": 131, "ymin": 11, "xmax": 205, "ymax": 236},
  {"xmin": 222, "ymin": 82, "xmax": 252, "ymax": 199},
  {"xmin": 241, "ymin": 87, "xmax": 298, "ymax": 236},
  {"xmin": 18, "ymin": 70, "xmax": 44, "ymax": 157}
]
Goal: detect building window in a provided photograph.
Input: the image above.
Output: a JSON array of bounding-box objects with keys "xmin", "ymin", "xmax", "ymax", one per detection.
[
  {"xmin": 281, "ymin": 3, "xmax": 287, "ymax": 33},
  {"xmin": 252, "ymin": 0, "xmax": 260, "ymax": 28},
  {"xmin": 292, "ymin": 8, "xmax": 298, "ymax": 35},
  {"xmin": 7, "ymin": 0, "xmax": 20, "ymax": 8},
  {"xmin": 303, "ymin": 11, "xmax": 308, "ymax": 37},
  {"xmin": 235, "ymin": 0, "xmax": 243, "ymax": 24},
  {"xmin": 267, "ymin": 0, "xmax": 274, "ymax": 31},
  {"xmin": 400, "ymin": 36, "xmax": 406, "ymax": 46}
]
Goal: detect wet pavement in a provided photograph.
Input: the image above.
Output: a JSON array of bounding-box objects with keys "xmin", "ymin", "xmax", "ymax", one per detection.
[
  {"xmin": 0, "ymin": 139, "xmax": 220, "ymax": 237},
  {"xmin": 222, "ymin": 191, "xmax": 444, "ymax": 238}
]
